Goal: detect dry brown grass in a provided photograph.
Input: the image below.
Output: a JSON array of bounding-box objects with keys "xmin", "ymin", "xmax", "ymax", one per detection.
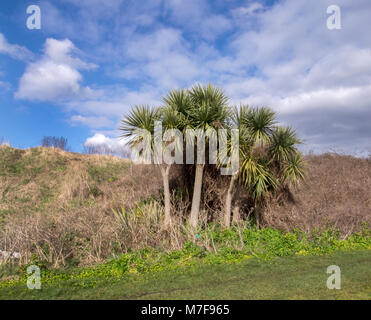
[
  {"xmin": 0, "ymin": 146, "xmax": 164, "ymax": 266},
  {"xmin": 0, "ymin": 146, "xmax": 370, "ymax": 266},
  {"xmin": 263, "ymin": 153, "xmax": 371, "ymax": 235},
  {"xmin": 0, "ymin": 197, "xmax": 194, "ymax": 267},
  {"xmin": 0, "ymin": 145, "xmax": 162, "ymax": 215}
]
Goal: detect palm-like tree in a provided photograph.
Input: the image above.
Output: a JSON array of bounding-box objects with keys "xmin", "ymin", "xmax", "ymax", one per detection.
[
  {"xmin": 159, "ymin": 105, "xmax": 187, "ymax": 225},
  {"xmin": 164, "ymin": 84, "xmax": 230, "ymax": 227},
  {"xmin": 163, "ymin": 88, "xmax": 192, "ymax": 117},
  {"xmin": 120, "ymin": 87, "xmax": 305, "ymax": 230},
  {"xmin": 120, "ymin": 105, "xmax": 159, "ymax": 162},
  {"xmin": 222, "ymin": 106, "xmax": 304, "ymax": 228},
  {"xmin": 269, "ymin": 126, "xmax": 305, "ymax": 186},
  {"xmin": 187, "ymin": 84, "xmax": 230, "ymax": 227},
  {"xmin": 120, "ymin": 105, "xmax": 175, "ymax": 227}
]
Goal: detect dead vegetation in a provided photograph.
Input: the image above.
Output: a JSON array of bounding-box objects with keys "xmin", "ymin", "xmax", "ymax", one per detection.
[
  {"xmin": 263, "ymin": 153, "xmax": 371, "ymax": 236},
  {"xmin": 0, "ymin": 145, "xmax": 162, "ymax": 217},
  {"xmin": 0, "ymin": 145, "xmax": 370, "ymax": 266}
]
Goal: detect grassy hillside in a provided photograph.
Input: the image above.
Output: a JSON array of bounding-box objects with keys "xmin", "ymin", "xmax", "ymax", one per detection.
[
  {"xmin": 0, "ymin": 145, "xmax": 370, "ymax": 300},
  {"xmin": 1, "ymin": 145, "xmax": 369, "ymax": 232},
  {"xmin": 0, "ymin": 145, "xmax": 162, "ymax": 222},
  {"xmin": 0, "ymin": 145, "xmax": 370, "ymax": 268},
  {"xmin": 265, "ymin": 153, "xmax": 371, "ymax": 234}
]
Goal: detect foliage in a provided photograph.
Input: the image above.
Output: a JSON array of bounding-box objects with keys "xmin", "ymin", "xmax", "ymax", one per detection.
[
  {"xmin": 1, "ymin": 225, "xmax": 369, "ymax": 289},
  {"xmin": 120, "ymin": 85, "xmax": 306, "ymax": 228},
  {"xmin": 88, "ymin": 162, "xmax": 127, "ymax": 183}
]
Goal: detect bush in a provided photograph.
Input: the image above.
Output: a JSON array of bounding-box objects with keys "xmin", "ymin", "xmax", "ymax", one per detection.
[{"xmin": 1, "ymin": 198, "xmax": 369, "ymax": 271}]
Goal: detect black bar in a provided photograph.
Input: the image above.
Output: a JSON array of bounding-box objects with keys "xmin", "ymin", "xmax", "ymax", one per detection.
[{"xmin": 0, "ymin": 300, "xmax": 368, "ymax": 319}]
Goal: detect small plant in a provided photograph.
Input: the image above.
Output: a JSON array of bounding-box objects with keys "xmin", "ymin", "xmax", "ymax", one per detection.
[
  {"xmin": 112, "ymin": 200, "xmax": 164, "ymax": 231},
  {"xmin": 88, "ymin": 163, "xmax": 126, "ymax": 183},
  {"xmin": 88, "ymin": 185, "xmax": 103, "ymax": 198}
]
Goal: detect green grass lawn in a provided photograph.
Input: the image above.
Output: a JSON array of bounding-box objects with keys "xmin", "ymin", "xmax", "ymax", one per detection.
[{"xmin": 1, "ymin": 250, "xmax": 370, "ymax": 300}]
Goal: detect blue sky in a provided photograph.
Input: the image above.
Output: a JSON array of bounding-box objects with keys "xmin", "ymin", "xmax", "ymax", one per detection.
[{"xmin": 0, "ymin": 0, "xmax": 370, "ymax": 155}]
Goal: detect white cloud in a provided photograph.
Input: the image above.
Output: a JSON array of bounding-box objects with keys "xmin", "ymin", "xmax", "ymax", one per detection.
[
  {"xmin": 212, "ymin": 0, "xmax": 371, "ymax": 154},
  {"xmin": 259, "ymin": 85, "xmax": 371, "ymax": 116},
  {"xmin": 304, "ymin": 47, "xmax": 371, "ymax": 89},
  {"xmin": 70, "ymin": 115, "xmax": 114, "ymax": 128},
  {"xmin": 232, "ymin": 3, "xmax": 264, "ymax": 16},
  {"xmin": 15, "ymin": 38, "xmax": 96, "ymax": 101},
  {"xmin": 164, "ymin": 0, "xmax": 232, "ymax": 41},
  {"xmin": 8, "ymin": 0, "xmax": 370, "ymax": 155},
  {"xmin": 120, "ymin": 28, "xmax": 201, "ymax": 88},
  {"xmin": 84, "ymin": 133, "xmax": 129, "ymax": 156},
  {"xmin": 0, "ymin": 33, "xmax": 34, "ymax": 61},
  {"xmin": 66, "ymin": 85, "xmax": 161, "ymax": 118}
]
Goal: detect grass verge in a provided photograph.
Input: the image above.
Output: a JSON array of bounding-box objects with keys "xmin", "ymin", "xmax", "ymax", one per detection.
[{"xmin": 0, "ymin": 250, "xmax": 370, "ymax": 299}]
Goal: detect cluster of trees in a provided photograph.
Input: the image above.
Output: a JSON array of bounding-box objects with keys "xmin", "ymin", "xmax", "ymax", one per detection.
[
  {"xmin": 41, "ymin": 136, "xmax": 70, "ymax": 151},
  {"xmin": 120, "ymin": 84, "xmax": 305, "ymax": 229}
]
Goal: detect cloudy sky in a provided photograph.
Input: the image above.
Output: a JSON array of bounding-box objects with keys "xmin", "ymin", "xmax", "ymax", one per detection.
[{"xmin": 0, "ymin": 0, "xmax": 370, "ymax": 155}]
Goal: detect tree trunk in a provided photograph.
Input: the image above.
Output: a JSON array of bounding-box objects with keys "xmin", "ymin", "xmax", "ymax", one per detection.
[
  {"xmin": 160, "ymin": 165, "xmax": 171, "ymax": 227},
  {"xmin": 224, "ymin": 173, "xmax": 237, "ymax": 228},
  {"xmin": 254, "ymin": 203, "xmax": 262, "ymax": 229},
  {"xmin": 189, "ymin": 164, "xmax": 205, "ymax": 228},
  {"xmin": 232, "ymin": 206, "xmax": 240, "ymax": 223}
]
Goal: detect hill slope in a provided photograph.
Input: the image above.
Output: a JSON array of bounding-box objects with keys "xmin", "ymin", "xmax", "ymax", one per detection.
[
  {"xmin": 265, "ymin": 153, "xmax": 371, "ymax": 234},
  {"xmin": 1, "ymin": 145, "xmax": 370, "ymax": 233},
  {"xmin": 0, "ymin": 145, "xmax": 370, "ymax": 266},
  {"xmin": 0, "ymin": 145, "xmax": 162, "ymax": 223}
]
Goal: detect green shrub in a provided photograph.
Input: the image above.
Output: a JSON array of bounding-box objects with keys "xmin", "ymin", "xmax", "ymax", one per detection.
[{"xmin": 87, "ymin": 162, "xmax": 127, "ymax": 183}]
